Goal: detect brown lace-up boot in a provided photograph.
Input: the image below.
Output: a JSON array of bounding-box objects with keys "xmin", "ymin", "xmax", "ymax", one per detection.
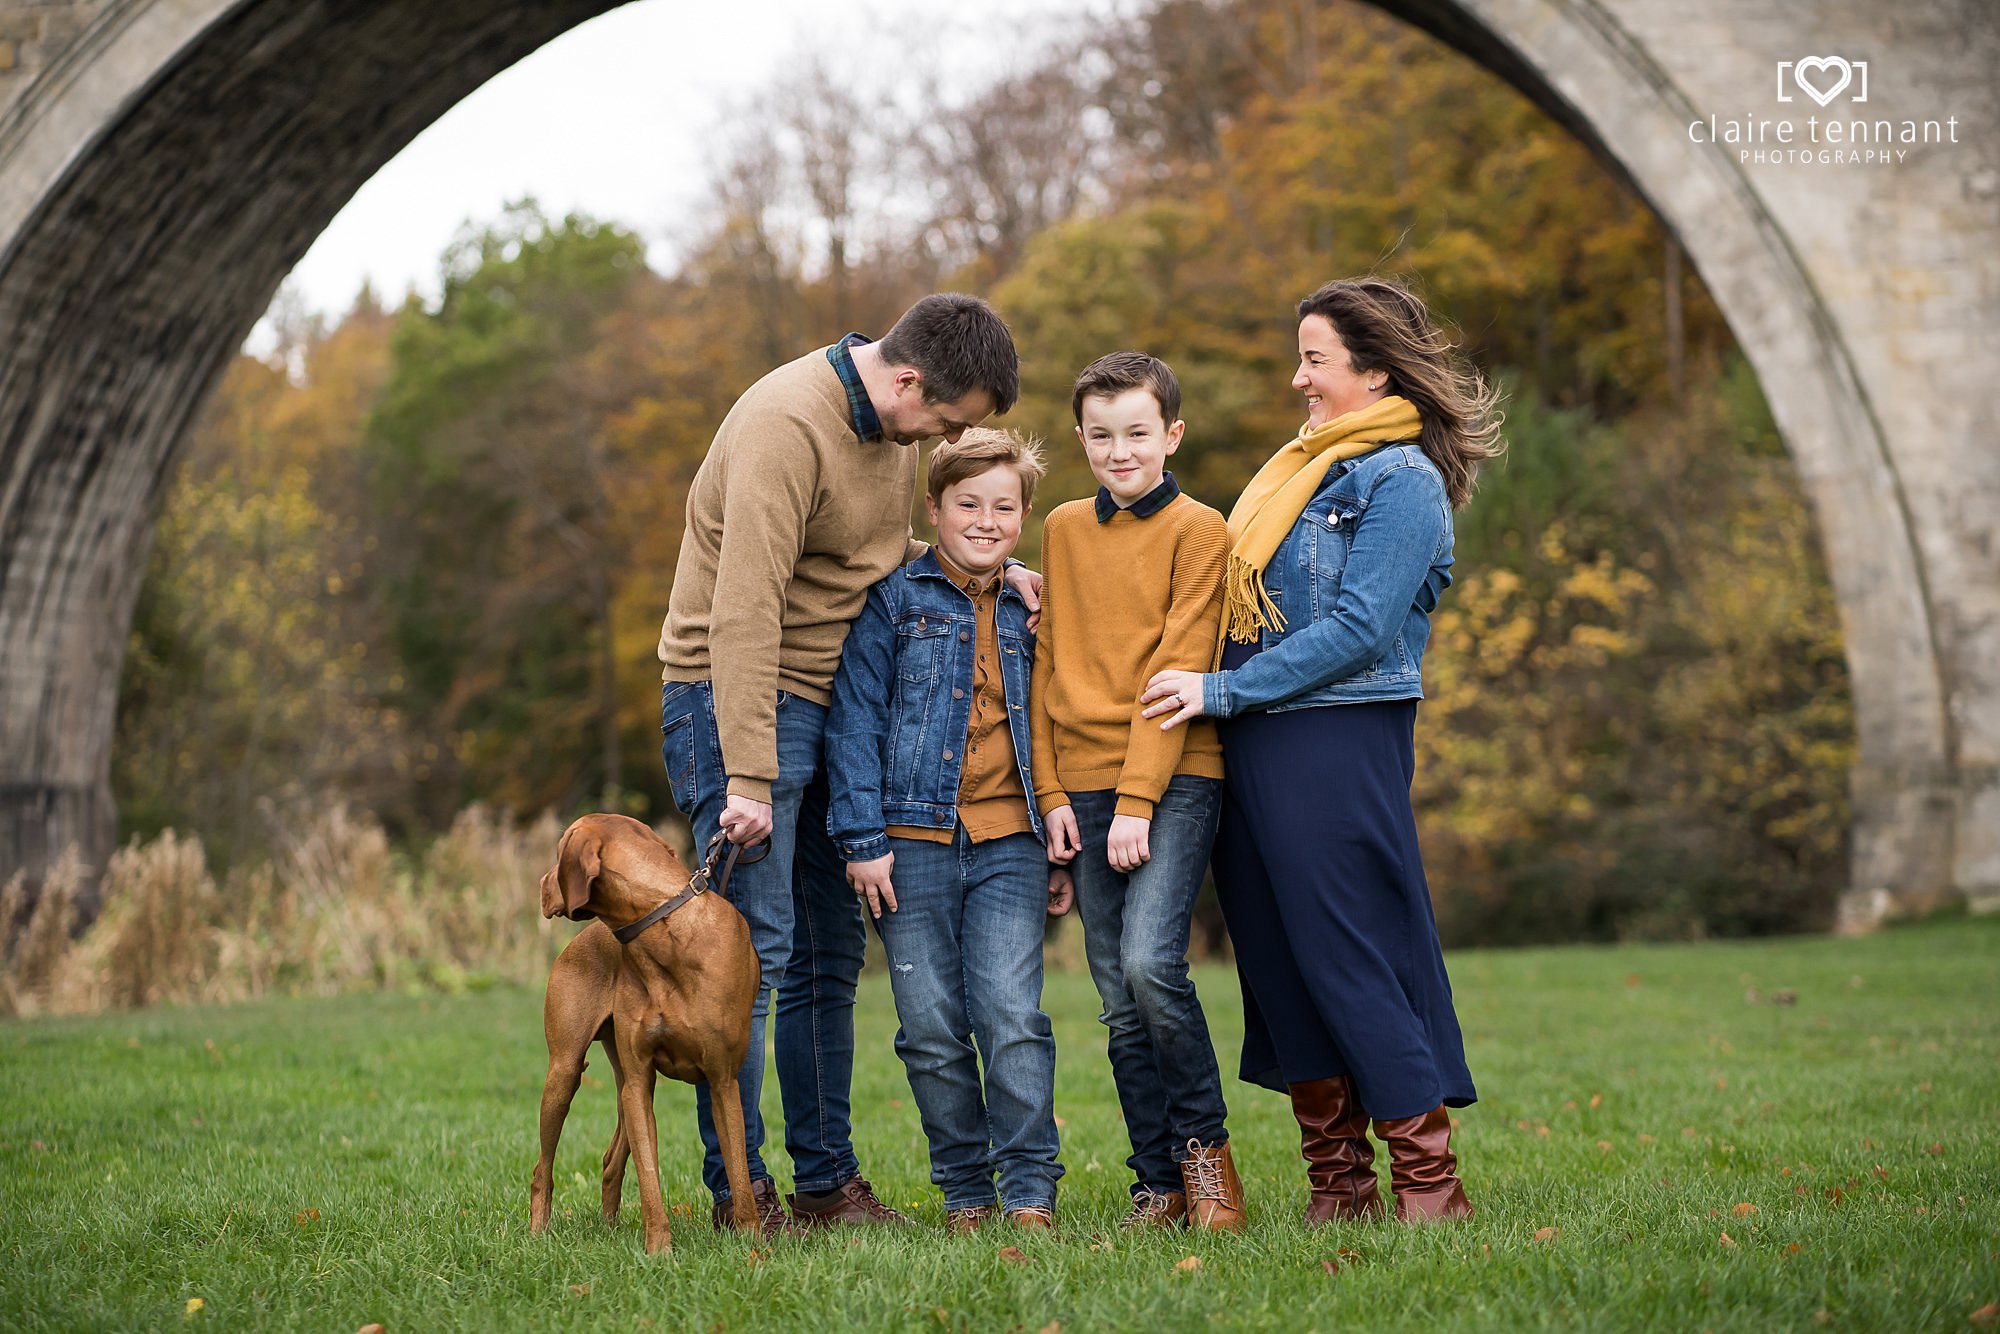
[
  {"xmin": 1179, "ymin": 1139, "xmax": 1247, "ymax": 1231},
  {"xmin": 1373, "ymin": 1106, "xmax": 1474, "ymax": 1221},
  {"xmin": 1289, "ymin": 1077, "xmax": 1385, "ymax": 1224},
  {"xmin": 787, "ymin": 1175, "xmax": 911, "ymax": 1228},
  {"xmin": 1118, "ymin": 1188, "xmax": 1187, "ymax": 1230}
]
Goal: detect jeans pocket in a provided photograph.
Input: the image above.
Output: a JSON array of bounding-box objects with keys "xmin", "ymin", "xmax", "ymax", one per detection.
[{"xmin": 661, "ymin": 685, "xmax": 706, "ymax": 816}]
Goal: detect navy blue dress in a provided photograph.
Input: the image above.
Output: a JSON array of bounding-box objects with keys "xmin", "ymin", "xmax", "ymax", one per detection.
[{"xmin": 1210, "ymin": 636, "xmax": 1476, "ymax": 1120}]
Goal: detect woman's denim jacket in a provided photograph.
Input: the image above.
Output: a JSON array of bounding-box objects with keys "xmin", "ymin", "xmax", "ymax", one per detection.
[
  {"xmin": 825, "ymin": 549, "xmax": 1043, "ymax": 862},
  {"xmin": 1202, "ymin": 442, "xmax": 1454, "ymax": 719}
]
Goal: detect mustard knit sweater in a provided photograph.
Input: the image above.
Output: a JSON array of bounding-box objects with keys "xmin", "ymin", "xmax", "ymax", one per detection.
[{"xmin": 1029, "ymin": 493, "xmax": 1227, "ymax": 820}]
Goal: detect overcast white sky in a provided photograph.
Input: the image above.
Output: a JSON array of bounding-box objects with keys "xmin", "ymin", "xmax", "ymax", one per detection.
[{"xmin": 272, "ymin": 0, "xmax": 1120, "ymax": 330}]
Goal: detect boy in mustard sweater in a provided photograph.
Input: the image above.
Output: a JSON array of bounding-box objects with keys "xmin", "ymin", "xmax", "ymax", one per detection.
[{"xmin": 1030, "ymin": 351, "xmax": 1244, "ymax": 1231}]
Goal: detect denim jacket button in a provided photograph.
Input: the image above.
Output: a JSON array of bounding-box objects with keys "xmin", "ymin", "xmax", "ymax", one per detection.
[
  {"xmin": 959, "ymin": 631, "xmax": 971, "ymax": 642},
  {"xmin": 943, "ymin": 749, "xmax": 954, "ymax": 760},
  {"xmin": 953, "ymin": 688, "xmax": 964, "ymax": 699},
  {"xmin": 935, "ymin": 813, "xmax": 949, "ymax": 823}
]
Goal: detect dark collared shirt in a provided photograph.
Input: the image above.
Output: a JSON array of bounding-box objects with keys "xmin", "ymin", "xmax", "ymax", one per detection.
[
  {"xmin": 825, "ymin": 333, "xmax": 884, "ymax": 443},
  {"xmin": 1095, "ymin": 470, "xmax": 1182, "ymax": 523}
]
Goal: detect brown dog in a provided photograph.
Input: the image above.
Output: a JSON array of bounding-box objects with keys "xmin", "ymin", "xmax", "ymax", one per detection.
[{"xmin": 529, "ymin": 813, "xmax": 761, "ymax": 1253}]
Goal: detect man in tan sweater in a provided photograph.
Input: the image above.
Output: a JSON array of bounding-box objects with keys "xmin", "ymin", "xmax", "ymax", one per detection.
[{"xmin": 657, "ymin": 294, "xmax": 1022, "ymax": 1231}]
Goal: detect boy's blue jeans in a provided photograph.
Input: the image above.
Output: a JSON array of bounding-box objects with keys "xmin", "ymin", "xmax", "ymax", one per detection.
[
  {"xmin": 659, "ymin": 681, "xmax": 867, "ymax": 1201},
  {"xmin": 874, "ymin": 828, "xmax": 1063, "ymax": 1213},
  {"xmin": 1066, "ymin": 776, "xmax": 1229, "ymax": 1195}
]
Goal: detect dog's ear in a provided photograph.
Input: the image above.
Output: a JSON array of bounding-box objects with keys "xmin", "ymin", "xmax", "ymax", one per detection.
[{"xmin": 558, "ymin": 825, "xmax": 604, "ymax": 920}]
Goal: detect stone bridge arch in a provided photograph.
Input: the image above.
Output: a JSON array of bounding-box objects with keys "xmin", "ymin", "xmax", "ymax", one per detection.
[{"xmin": 1, "ymin": 0, "xmax": 1994, "ymax": 923}]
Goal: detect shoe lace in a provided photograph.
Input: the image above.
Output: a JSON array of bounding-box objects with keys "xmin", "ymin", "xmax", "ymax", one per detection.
[
  {"xmin": 846, "ymin": 1176, "xmax": 902, "ymax": 1221},
  {"xmin": 1127, "ymin": 1189, "xmax": 1178, "ymax": 1219},
  {"xmin": 1184, "ymin": 1141, "xmax": 1228, "ymax": 1204}
]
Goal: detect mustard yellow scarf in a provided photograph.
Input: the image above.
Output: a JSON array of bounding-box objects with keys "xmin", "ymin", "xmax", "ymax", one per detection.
[{"xmin": 1219, "ymin": 395, "xmax": 1424, "ymax": 647}]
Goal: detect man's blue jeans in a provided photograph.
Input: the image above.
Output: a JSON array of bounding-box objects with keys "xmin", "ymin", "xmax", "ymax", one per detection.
[
  {"xmin": 1066, "ymin": 776, "xmax": 1229, "ymax": 1195},
  {"xmin": 875, "ymin": 828, "xmax": 1062, "ymax": 1213},
  {"xmin": 659, "ymin": 681, "xmax": 867, "ymax": 1200}
]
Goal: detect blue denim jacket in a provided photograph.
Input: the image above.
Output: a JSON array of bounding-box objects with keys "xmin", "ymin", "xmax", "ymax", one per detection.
[
  {"xmin": 826, "ymin": 550, "xmax": 1043, "ymax": 862},
  {"xmin": 1203, "ymin": 442, "xmax": 1453, "ymax": 718}
]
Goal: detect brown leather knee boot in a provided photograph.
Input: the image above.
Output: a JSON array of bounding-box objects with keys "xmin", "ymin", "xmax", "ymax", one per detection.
[
  {"xmin": 1373, "ymin": 1105, "xmax": 1474, "ymax": 1221},
  {"xmin": 1288, "ymin": 1077, "xmax": 1385, "ymax": 1224}
]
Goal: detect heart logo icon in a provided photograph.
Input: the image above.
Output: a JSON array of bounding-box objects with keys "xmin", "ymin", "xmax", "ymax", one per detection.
[{"xmin": 1793, "ymin": 56, "xmax": 1853, "ymax": 106}]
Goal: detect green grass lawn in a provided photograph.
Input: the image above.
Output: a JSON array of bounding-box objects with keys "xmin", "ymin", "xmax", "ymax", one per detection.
[{"xmin": 3, "ymin": 919, "xmax": 1996, "ymax": 1332}]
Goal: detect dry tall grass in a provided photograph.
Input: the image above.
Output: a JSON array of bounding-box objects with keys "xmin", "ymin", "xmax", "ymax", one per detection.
[{"xmin": 0, "ymin": 805, "xmax": 569, "ymax": 1018}]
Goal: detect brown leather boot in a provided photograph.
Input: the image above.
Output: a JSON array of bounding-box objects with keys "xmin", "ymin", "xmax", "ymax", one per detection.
[
  {"xmin": 1179, "ymin": 1139, "xmax": 1247, "ymax": 1232},
  {"xmin": 788, "ymin": 1175, "xmax": 911, "ymax": 1228},
  {"xmin": 1373, "ymin": 1106, "xmax": 1474, "ymax": 1221},
  {"xmin": 710, "ymin": 1176, "xmax": 795, "ymax": 1235},
  {"xmin": 1118, "ymin": 1188, "xmax": 1187, "ymax": 1230},
  {"xmin": 1289, "ymin": 1077, "xmax": 1385, "ymax": 1224}
]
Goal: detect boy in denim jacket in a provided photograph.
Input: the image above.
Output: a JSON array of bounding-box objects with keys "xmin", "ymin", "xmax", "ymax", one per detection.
[
  {"xmin": 1030, "ymin": 351, "xmax": 1243, "ymax": 1230},
  {"xmin": 826, "ymin": 429, "xmax": 1070, "ymax": 1231}
]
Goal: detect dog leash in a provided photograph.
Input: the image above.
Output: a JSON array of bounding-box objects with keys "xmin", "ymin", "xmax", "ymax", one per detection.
[{"xmin": 611, "ymin": 830, "xmax": 769, "ymax": 945}]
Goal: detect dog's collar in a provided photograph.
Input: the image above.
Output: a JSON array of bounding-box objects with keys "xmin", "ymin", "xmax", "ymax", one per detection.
[{"xmin": 610, "ymin": 831, "xmax": 768, "ymax": 945}]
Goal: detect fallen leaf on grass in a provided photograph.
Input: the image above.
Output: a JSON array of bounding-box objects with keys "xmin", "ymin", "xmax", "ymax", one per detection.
[
  {"xmin": 1597, "ymin": 1141, "xmax": 1614, "ymax": 1154},
  {"xmin": 891, "ymin": 1098, "xmax": 905, "ymax": 1109},
  {"xmin": 1638, "ymin": 1134, "xmax": 1657, "ymax": 1146},
  {"xmin": 1968, "ymin": 1303, "xmax": 1997, "ymax": 1327},
  {"xmin": 1825, "ymin": 1188, "xmax": 1844, "ymax": 1205},
  {"xmin": 1039, "ymin": 1323, "xmax": 1062, "ymax": 1334},
  {"xmin": 1731, "ymin": 1203, "xmax": 1757, "ymax": 1218},
  {"xmin": 30, "ymin": 1140, "xmax": 47, "ymax": 1152},
  {"xmin": 1590, "ymin": 1094, "xmax": 1603, "ymax": 1109},
  {"xmin": 1785, "ymin": 1243, "xmax": 1803, "ymax": 1256},
  {"xmin": 998, "ymin": 1246, "xmax": 1030, "ymax": 1266},
  {"xmin": 1176, "ymin": 1256, "xmax": 1203, "ymax": 1273},
  {"xmin": 569, "ymin": 1284, "xmax": 591, "ymax": 1296},
  {"xmin": 1718, "ymin": 1232, "xmax": 1737, "ymax": 1249},
  {"xmin": 1925, "ymin": 1143, "xmax": 1945, "ymax": 1157},
  {"xmin": 184, "ymin": 1298, "xmax": 204, "ymax": 1318},
  {"xmin": 1322, "ymin": 1259, "xmax": 1342, "ymax": 1275},
  {"xmin": 747, "ymin": 1249, "xmax": 767, "ymax": 1267},
  {"xmin": 1533, "ymin": 1227, "xmax": 1558, "ymax": 1243},
  {"xmin": 294, "ymin": 1209, "xmax": 320, "ymax": 1226},
  {"xmin": 1872, "ymin": 1165, "xmax": 1890, "ymax": 1181},
  {"xmin": 356, "ymin": 1325, "xmax": 385, "ymax": 1334}
]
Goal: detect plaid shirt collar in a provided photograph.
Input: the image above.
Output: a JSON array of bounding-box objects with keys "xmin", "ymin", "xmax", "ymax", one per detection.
[
  {"xmin": 826, "ymin": 333, "xmax": 884, "ymax": 443},
  {"xmin": 1095, "ymin": 471, "xmax": 1181, "ymax": 523}
]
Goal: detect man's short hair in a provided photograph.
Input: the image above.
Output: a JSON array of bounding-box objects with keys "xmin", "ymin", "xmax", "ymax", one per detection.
[
  {"xmin": 927, "ymin": 428, "xmax": 1047, "ymax": 508},
  {"xmin": 877, "ymin": 293, "xmax": 1020, "ymax": 414},
  {"xmin": 1070, "ymin": 350, "xmax": 1181, "ymax": 426}
]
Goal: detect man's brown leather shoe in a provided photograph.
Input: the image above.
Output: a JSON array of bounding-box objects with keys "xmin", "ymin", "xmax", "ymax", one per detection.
[
  {"xmin": 1005, "ymin": 1206, "xmax": 1055, "ymax": 1230},
  {"xmin": 947, "ymin": 1204, "xmax": 996, "ymax": 1234},
  {"xmin": 1119, "ymin": 1188, "xmax": 1187, "ymax": 1230},
  {"xmin": 1180, "ymin": 1139, "xmax": 1247, "ymax": 1232},
  {"xmin": 1290, "ymin": 1076, "xmax": 1386, "ymax": 1224},
  {"xmin": 1374, "ymin": 1106, "xmax": 1474, "ymax": 1221},
  {"xmin": 711, "ymin": 1176, "xmax": 792, "ymax": 1235},
  {"xmin": 788, "ymin": 1175, "xmax": 910, "ymax": 1228}
]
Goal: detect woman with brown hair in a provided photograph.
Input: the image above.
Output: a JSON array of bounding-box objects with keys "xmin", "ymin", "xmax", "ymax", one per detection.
[{"xmin": 1140, "ymin": 277, "xmax": 1501, "ymax": 1223}]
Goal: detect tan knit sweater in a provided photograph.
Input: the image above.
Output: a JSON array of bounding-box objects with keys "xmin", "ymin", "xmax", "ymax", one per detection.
[
  {"xmin": 658, "ymin": 348, "xmax": 923, "ymax": 804},
  {"xmin": 1029, "ymin": 493, "xmax": 1227, "ymax": 820}
]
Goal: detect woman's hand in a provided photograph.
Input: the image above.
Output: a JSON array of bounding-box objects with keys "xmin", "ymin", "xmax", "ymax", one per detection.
[
  {"xmin": 1044, "ymin": 804, "xmax": 1081, "ymax": 863},
  {"xmin": 1047, "ymin": 865, "xmax": 1075, "ymax": 917},
  {"xmin": 846, "ymin": 853, "xmax": 898, "ymax": 918},
  {"xmin": 1141, "ymin": 670, "xmax": 1208, "ymax": 731}
]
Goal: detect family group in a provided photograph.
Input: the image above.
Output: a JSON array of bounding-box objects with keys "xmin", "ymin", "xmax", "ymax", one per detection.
[{"xmin": 654, "ymin": 279, "xmax": 1500, "ymax": 1236}]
